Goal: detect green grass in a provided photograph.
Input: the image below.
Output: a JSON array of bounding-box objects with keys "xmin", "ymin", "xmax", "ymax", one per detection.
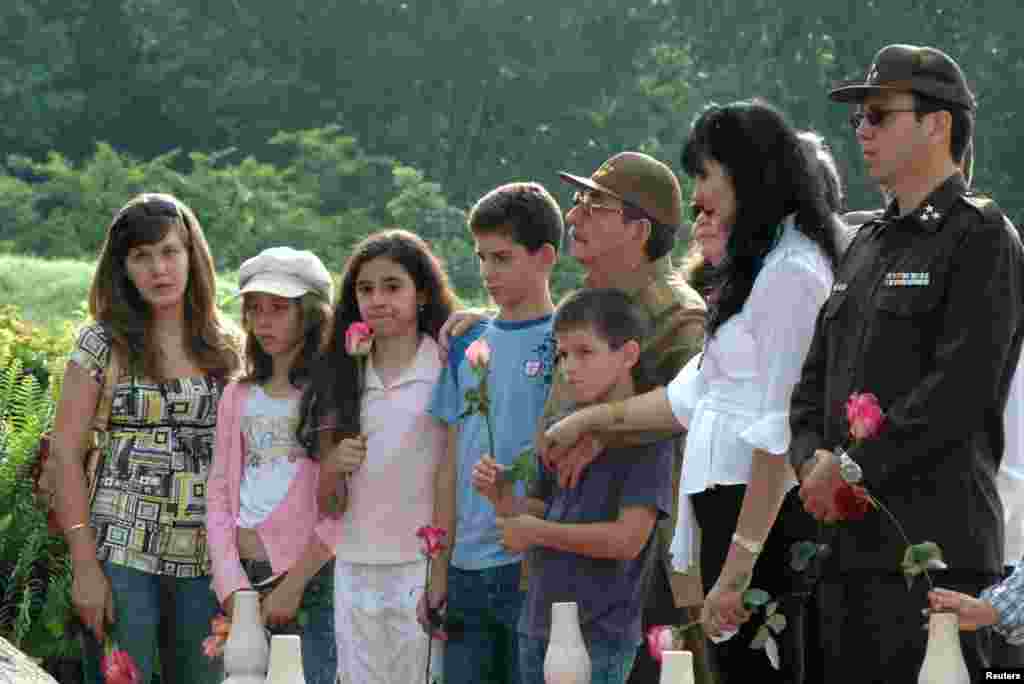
[
  {"xmin": 0, "ymin": 253, "xmax": 243, "ymax": 331},
  {"xmin": 0, "ymin": 254, "xmax": 95, "ymax": 329},
  {"xmin": 0, "ymin": 252, "xmax": 496, "ymax": 332}
]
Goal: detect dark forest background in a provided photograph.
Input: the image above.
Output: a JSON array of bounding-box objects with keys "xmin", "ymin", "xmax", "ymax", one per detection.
[{"xmin": 1, "ymin": 0, "xmax": 1021, "ymax": 298}]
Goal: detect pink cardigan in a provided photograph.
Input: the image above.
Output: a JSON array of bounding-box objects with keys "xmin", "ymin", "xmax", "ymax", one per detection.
[{"xmin": 206, "ymin": 381, "xmax": 342, "ymax": 605}]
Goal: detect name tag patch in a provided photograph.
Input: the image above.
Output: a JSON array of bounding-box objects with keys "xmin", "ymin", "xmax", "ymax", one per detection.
[{"xmin": 884, "ymin": 272, "xmax": 930, "ymax": 287}]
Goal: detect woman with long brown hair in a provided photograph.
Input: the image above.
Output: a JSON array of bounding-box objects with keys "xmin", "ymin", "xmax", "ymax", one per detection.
[{"xmin": 51, "ymin": 193, "xmax": 240, "ymax": 684}]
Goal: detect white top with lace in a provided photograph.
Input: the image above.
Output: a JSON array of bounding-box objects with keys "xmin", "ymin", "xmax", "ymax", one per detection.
[{"xmin": 665, "ymin": 217, "xmax": 833, "ymax": 570}]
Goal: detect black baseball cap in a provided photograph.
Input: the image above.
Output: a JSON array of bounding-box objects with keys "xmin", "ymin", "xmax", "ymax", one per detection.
[{"xmin": 829, "ymin": 44, "xmax": 975, "ymax": 110}]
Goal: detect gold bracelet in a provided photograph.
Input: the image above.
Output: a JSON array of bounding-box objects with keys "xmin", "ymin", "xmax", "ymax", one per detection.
[
  {"xmin": 608, "ymin": 400, "xmax": 627, "ymax": 426},
  {"xmin": 731, "ymin": 532, "xmax": 763, "ymax": 556},
  {"xmin": 65, "ymin": 522, "xmax": 90, "ymax": 535}
]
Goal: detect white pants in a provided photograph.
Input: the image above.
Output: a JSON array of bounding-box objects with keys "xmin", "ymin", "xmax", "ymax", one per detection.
[{"xmin": 334, "ymin": 559, "xmax": 444, "ymax": 684}]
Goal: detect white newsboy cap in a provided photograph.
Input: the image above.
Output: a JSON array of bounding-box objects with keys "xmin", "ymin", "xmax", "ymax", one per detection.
[{"xmin": 238, "ymin": 247, "xmax": 333, "ymax": 302}]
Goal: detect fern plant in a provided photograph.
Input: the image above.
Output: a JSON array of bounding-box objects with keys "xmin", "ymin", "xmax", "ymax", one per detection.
[{"xmin": 0, "ymin": 351, "xmax": 79, "ymax": 662}]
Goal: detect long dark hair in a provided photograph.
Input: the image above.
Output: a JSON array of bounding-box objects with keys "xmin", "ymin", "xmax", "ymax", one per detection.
[
  {"xmin": 296, "ymin": 230, "xmax": 459, "ymax": 455},
  {"xmin": 240, "ymin": 292, "xmax": 333, "ymax": 388},
  {"xmin": 90, "ymin": 193, "xmax": 240, "ymax": 380},
  {"xmin": 680, "ymin": 100, "xmax": 841, "ymax": 336}
]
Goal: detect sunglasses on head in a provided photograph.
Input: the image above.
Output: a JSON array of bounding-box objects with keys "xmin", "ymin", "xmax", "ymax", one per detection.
[
  {"xmin": 849, "ymin": 107, "xmax": 916, "ymax": 131},
  {"xmin": 571, "ymin": 189, "xmax": 624, "ymax": 216},
  {"xmin": 112, "ymin": 195, "xmax": 185, "ymax": 231}
]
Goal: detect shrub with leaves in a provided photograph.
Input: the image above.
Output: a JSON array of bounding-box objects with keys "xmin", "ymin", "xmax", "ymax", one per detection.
[{"xmin": 0, "ymin": 352, "xmax": 79, "ymax": 662}]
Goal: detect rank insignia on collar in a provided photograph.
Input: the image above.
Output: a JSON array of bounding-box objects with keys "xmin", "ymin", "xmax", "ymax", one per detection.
[
  {"xmin": 884, "ymin": 271, "xmax": 930, "ymax": 287},
  {"xmin": 832, "ymin": 282, "xmax": 848, "ymax": 294},
  {"xmin": 919, "ymin": 204, "xmax": 941, "ymax": 222}
]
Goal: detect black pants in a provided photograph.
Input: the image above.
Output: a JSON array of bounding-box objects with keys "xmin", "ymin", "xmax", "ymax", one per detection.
[
  {"xmin": 691, "ymin": 484, "xmax": 812, "ymax": 684},
  {"xmin": 626, "ymin": 562, "xmax": 712, "ymax": 684},
  {"xmin": 814, "ymin": 571, "xmax": 996, "ymax": 683}
]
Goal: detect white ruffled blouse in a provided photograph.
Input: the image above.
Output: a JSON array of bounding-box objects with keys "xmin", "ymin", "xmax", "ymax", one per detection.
[{"xmin": 667, "ymin": 217, "xmax": 834, "ymax": 571}]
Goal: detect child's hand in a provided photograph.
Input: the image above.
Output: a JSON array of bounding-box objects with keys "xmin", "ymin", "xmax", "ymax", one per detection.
[
  {"xmin": 438, "ymin": 309, "xmax": 488, "ymax": 359},
  {"xmin": 496, "ymin": 514, "xmax": 540, "ymax": 553},
  {"xmin": 416, "ymin": 578, "xmax": 448, "ymax": 641},
  {"xmin": 928, "ymin": 587, "xmax": 1001, "ymax": 631},
  {"xmin": 472, "ymin": 455, "xmax": 506, "ymax": 505},
  {"xmin": 330, "ymin": 436, "xmax": 367, "ymax": 474}
]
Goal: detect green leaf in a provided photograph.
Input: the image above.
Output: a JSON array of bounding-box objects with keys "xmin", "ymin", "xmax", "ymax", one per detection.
[
  {"xmin": 764, "ymin": 633, "xmax": 780, "ymax": 669},
  {"xmin": 742, "ymin": 588, "xmax": 772, "ymax": 610},
  {"xmin": 45, "ymin": 617, "xmax": 65, "ymax": 638},
  {"xmin": 789, "ymin": 540, "xmax": 818, "ymax": 572},
  {"xmin": 750, "ymin": 624, "xmax": 770, "ymax": 649},
  {"xmin": 503, "ymin": 447, "xmax": 538, "ymax": 487},
  {"xmin": 906, "ymin": 541, "xmax": 944, "ymax": 566},
  {"xmin": 0, "ymin": 513, "xmax": 12, "ymax": 536},
  {"xmin": 901, "ymin": 541, "xmax": 946, "ymax": 586},
  {"xmin": 766, "ymin": 612, "xmax": 787, "ymax": 634}
]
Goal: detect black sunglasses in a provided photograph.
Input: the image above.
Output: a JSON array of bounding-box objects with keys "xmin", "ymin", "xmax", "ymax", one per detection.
[{"xmin": 849, "ymin": 108, "xmax": 916, "ymax": 131}]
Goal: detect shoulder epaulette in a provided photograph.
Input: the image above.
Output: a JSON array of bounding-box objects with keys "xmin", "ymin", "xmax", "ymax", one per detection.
[{"xmin": 959, "ymin": 193, "xmax": 1000, "ymax": 216}]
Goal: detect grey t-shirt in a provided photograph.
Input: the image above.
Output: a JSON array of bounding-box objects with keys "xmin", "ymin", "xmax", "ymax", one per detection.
[{"xmin": 519, "ymin": 441, "xmax": 674, "ymax": 644}]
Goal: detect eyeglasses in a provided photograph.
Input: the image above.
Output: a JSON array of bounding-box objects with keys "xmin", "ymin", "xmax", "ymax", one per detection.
[
  {"xmin": 849, "ymin": 108, "xmax": 916, "ymax": 131},
  {"xmin": 572, "ymin": 190, "xmax": 624, "ymax": 217}
]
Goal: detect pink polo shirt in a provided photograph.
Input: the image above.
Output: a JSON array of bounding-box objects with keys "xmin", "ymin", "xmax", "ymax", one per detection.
[{"xmin": 334, "ymin": 335, "xmax": 447, "ymax": 564}]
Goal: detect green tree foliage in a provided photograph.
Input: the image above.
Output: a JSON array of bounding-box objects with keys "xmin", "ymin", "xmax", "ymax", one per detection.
[{"xmin": 1, "ymin": 0, "xmax": 1022, "ymax": 274}]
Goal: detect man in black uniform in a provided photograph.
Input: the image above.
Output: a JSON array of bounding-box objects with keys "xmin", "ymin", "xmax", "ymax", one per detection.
[{"xmin": 789, "ymin": 44, "xmax": 1024, "ymax": 682}]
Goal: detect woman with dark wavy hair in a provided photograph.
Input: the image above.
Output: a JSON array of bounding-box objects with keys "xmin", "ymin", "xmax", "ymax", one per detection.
[
  {"xmin": 51, "ymin": 193, "xmax": 241, "ymax": 684},
  {"xmin": 544, "ymin": 100, "xmax": 840, "ymax": 682}
]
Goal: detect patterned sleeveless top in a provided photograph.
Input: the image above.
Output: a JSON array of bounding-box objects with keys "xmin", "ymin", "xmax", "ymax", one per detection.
[{"xmin": 69, "ymin": 324, "xmax": 223, "ymax": 578}]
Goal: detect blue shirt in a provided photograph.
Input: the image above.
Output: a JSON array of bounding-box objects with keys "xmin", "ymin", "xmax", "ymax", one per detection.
[
  {"xmin": 428, "ymin": 316, "xmax": 556, "ymax": 570},
  {"xmin": 519, "ymin": 442, "xmax": 675, "ymax": 644},
  {"xmin": 982, "ymin": 562, "xmax": 1024, "ymax": 644}
]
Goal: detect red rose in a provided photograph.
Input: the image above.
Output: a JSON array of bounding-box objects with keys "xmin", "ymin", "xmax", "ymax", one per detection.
[
  {"xmin": 101, "ymin": 645, "xmax": 141, "ymax": 684},
  {"xmin": 834, "ymin": 482, "xmax": 874, "ymax": 521},
  {"xmin": 416, "ymin": 525, "xmax": 448, "ymax": 559}
]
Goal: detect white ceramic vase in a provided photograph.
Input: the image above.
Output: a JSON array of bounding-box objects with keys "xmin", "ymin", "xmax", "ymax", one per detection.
[
  {"xmin": 223, "ymin": 589, "xmax": 269, "ymax": 680},
  {"xmin": 267, "ymin": 634, "xmax": 305, "ymax": 684},
  {"xmin": 659, "ymin": 650, "xmax": 695, "ymax": 684},
  {"xmin": 918, "ymin": 611, "xmax": 970, "ymax": 684},
  {"xmin": 544, "ymin": 602, "xmax": 591, "ymax": 684}
]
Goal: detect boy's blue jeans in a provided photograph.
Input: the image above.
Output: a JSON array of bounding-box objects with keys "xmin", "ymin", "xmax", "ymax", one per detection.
[
  {"xmin": 444, "ymin": 562, "xmax": 523, "ymax": 684},
  {"xmin": 519, "ymin": 633, "xmax": 638, "ymax": 684},
  {"xmin": 81, "ymin": 561, "xmax": 221, "ymax": 684}
]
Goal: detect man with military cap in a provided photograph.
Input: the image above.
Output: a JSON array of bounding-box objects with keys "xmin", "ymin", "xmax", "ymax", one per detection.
[
  {"xmin": 790, "ymin": 44, "xmax": 1024, "ymax": 680},
  {"xmin": 545, "ymin": 152, "xmax": 710, "ymax": 684},
  {"xmin": 436, "ymin": 152, "xmax": 710, "ymax": 681}
]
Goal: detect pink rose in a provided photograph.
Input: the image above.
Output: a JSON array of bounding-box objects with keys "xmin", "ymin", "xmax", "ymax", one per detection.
[
  {"xmin": 101, "ymin": 644, "xmax": 141, "ymax": 684},
  {"xmin": 210, "ymin": 613, "xmax": 231, "ymax": 638},
  {"xmin": 345, "ymin": 321, "xmax": 374, "ymax": 357},
  {"xmin": 846, "ymin": 392, "xmax": 885, "ymax": 441},
  {"xmin": 645, "ymin": 625, "xmax": 677, "ymax": 664},
  {"xmin": 416, "ymin": 525, "xmax": 448, "ymax": 559},
  {"xmin": 202, "ymin": 635, "xmax": 224, "ymax": 659},
  {"xmin": 465, "ymin": 338, "xmax": 491, "ymax": 371}
]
